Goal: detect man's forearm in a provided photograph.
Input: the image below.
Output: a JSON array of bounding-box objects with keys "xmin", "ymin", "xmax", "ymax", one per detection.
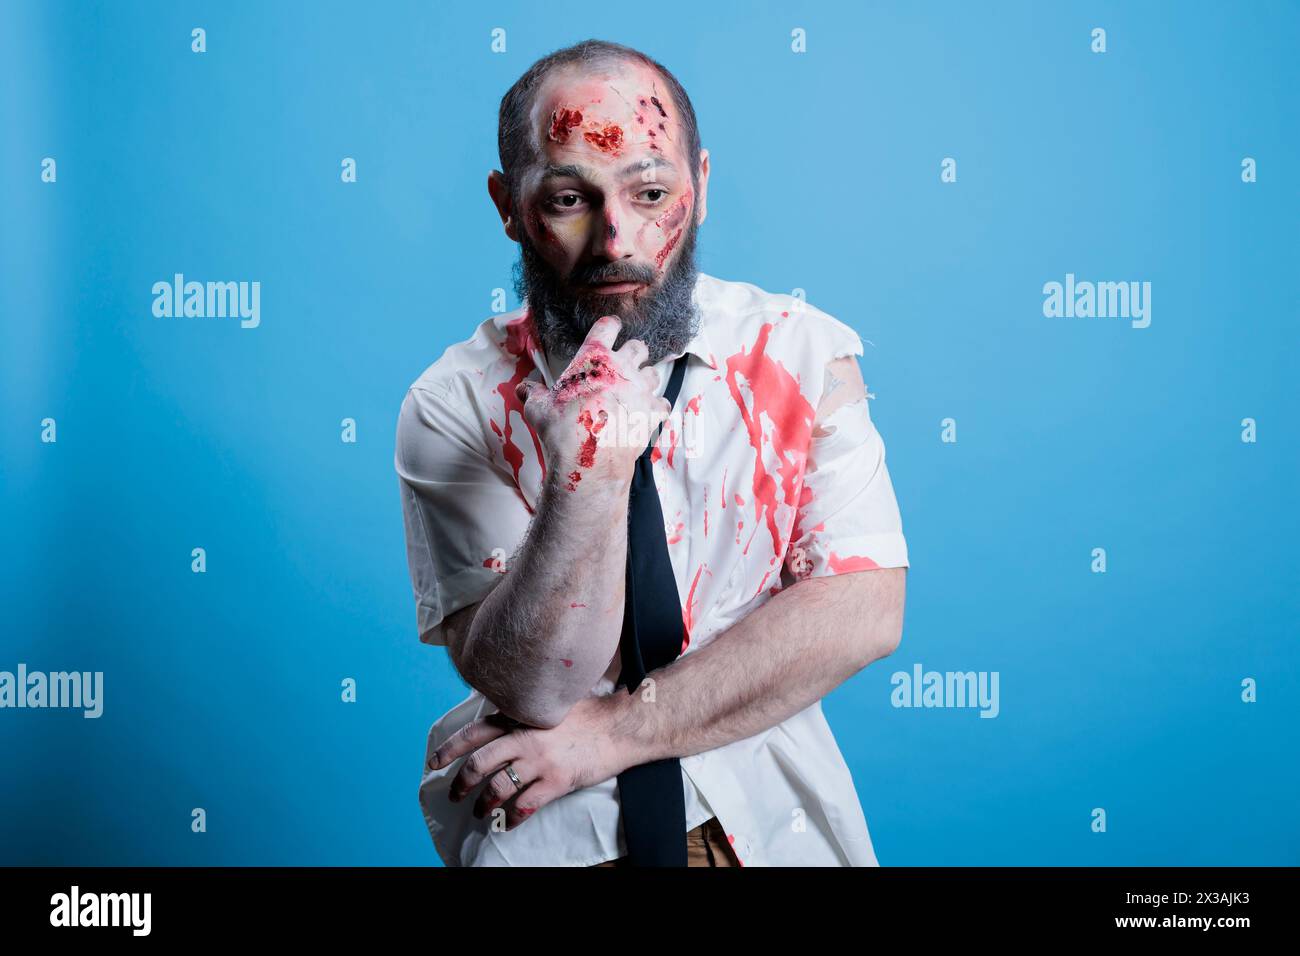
[
  {"xmin": 603, "ymin": 568, "xmax": 907, "ymax": 765},
  {"xmin": 460, "ymin": 470, "xmax": 631, "ymax": 727}
]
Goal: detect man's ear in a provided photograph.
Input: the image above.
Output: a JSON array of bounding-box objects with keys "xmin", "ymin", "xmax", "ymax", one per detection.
[
  {"xmin": 487, "ymin": 170, "xmax": 521, "ymax": 242},
  {"xmin": 694, "ymin": 148, "xmax": 711, "ymax": 227}
]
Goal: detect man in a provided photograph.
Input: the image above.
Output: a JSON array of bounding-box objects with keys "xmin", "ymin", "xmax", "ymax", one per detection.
[{"xmin": 394, "ymin": 39, "xmax": 909, "ymax": 867}]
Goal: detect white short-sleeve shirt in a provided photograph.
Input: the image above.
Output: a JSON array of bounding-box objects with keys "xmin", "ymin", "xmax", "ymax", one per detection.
[{"xmin": 395, "ymin": 271, "xmax": 909, "ymax": 866}]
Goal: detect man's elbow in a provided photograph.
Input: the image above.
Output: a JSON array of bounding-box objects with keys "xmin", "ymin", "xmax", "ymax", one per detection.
[
  {"xmin": 872, "ymin": 615, "xmax": 904, "ymax": 662},
  {"xmin": 455, "ymin": 653, "xmax": 578, "ymax": 730},
  {"xmin": 453, "ymin": 661, "xmax": 576, "ymax": 730},
  {"xmin": 856, "ymin": 567, "xmax": 907, "ymax": 668}
]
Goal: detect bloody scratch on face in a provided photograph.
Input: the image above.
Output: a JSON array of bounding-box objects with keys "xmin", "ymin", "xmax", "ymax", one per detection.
[
  {"xmin": 655, "ymin": 191, "xmax": 691, "ymax": 232},
  {"xmin": 655, "ymin": 227, "xmax": 683, "ymax": 268},
  {"xmin": 530, "ymin": 209, "xmax": 563, "ymax": 250}
]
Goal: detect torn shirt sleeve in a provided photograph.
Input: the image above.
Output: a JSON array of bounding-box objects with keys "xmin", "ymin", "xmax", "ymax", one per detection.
[{"xmin": 784, "ymin": 348, "xmax": 909, "ymax": 582}]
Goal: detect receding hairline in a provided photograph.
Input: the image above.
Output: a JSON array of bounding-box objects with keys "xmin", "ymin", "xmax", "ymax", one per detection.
[{"xmin": 522, "ymin": 57, "xmax": 683, "ymax": 163}]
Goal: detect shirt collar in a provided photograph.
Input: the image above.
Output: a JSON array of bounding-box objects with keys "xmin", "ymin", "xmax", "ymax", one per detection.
[{"xmin": 679, "ymin": 319, "xmax": 719, "ymax": 371}]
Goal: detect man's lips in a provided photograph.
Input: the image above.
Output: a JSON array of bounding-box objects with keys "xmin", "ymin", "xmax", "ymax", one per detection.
[{"xmin": 585, "ymin": 280, "xmax": 646, "ymax": 294}]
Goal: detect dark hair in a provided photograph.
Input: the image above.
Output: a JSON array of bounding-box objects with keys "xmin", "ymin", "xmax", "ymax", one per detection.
[{"xmin": 497, "ymin": 39, "xmax": 702, "ymax": 209}]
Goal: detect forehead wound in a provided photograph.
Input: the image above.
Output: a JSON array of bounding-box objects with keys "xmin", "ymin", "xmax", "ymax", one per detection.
[{"xmin": 535, "ymin": 70, "xmax": 679, "ymax": 157}]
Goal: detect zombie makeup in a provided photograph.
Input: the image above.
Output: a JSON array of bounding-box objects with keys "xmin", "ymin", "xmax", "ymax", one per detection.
[
  {"xmin": 550, "ymin": 342, "xmax": 624, "ymax": 492},
  {"xmin": 552, "ymin": 342, "xmax": 625, "ymax": 404},
  {"xmin": 514, "ymin": 69, "xmax": 703, "ymax": 367}
]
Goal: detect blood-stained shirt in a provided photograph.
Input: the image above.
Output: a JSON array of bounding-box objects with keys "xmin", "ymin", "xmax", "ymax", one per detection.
[{"xmin": 394, "ymin": 271, "xmax": 909, "ymax": 866}]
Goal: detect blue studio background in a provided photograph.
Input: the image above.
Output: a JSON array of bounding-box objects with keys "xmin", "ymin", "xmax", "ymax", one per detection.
[{"xmin": 1, "ymin": 0, "xmax": 1296, "ymax": 866}]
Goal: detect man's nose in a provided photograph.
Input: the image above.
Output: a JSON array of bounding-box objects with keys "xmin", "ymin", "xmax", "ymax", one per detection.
[{"xmin": 590, "ymin": 200, "xmax": 634, "ymax": 261}]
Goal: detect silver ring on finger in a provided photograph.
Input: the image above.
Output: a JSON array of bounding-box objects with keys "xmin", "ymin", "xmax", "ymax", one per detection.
[{"xmin": 505, "ymin": 764, "xmax": 523, "ymax": 790}]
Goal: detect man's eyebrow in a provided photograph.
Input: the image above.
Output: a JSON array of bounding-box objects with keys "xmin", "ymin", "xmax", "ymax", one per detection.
[
  {"xmin": 619, "ymin": 156, "xmax": 677, "ymax": 178},
  {"xmin": 540, "ymin": 163, "xmax": 592, "ymax": 181},
  {"xmin": 538, "ymin": 156, "xmax": 678, "ymax": 183}
]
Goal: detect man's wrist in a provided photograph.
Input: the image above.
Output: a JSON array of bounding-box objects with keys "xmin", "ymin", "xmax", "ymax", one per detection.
[
  {"xmin": 597, "ymin": 681, "xmax": 664, "ymax": 771},
  {"xmin": 540, "ymin": 462, "xmax": 632, "ymax": 510}
]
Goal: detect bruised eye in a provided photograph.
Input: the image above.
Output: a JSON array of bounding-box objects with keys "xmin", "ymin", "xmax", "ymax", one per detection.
[{"xmin": 546, "ymin": 192, "xmax": 586, "ymax": 212}]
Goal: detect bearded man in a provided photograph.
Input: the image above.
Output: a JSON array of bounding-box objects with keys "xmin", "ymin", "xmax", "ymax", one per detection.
[{"xmin": 395, "ymin": 38, "xmax": 910, "ymax": 867}]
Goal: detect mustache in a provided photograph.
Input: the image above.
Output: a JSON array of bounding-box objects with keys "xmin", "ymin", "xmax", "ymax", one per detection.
[{"xmin": 569, "ymin": 261, "xmax": 657, "ymax": 287}]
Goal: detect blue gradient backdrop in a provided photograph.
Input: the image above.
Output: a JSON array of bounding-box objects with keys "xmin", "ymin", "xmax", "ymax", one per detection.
[{"xmin": 1, "ymin": 0, "xmax": 1296, "ymax": 865}]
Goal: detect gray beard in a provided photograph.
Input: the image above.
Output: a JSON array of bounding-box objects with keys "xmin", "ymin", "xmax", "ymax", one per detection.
[{"xmin": 512, "ymin": 214, "xmax": 701, "ymax": 368}]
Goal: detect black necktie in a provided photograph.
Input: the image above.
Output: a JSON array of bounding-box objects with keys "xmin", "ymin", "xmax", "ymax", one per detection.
[{"xmin": 615, "ymin": 353, "xmax": 690, "ymax": 867}]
